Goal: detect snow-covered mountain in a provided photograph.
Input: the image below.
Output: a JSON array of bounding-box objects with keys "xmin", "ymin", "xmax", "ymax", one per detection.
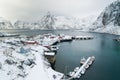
[
  {"xmin": 0, "ymin": 12, "xmax": 96, "ymax": 30},
  {"xmin": 40, "ymin": 12, "xmax": 56, "ymax": 29},
  {"xmin": 0, "ymin": 17, "xmax": 13, "ymax": 29},
  {"xmin": 14, "ymin": 21, "xmax": 41, "ymax": 29},
  {"xmin": 40, "ymin": 12, "xmax": 97, "ymax": 30},
  {"xmin": 91, "ymin": 0, "xmax": 120, "ymax": 35},
  {"xmin": 13, "ymin": 12, "xmax": 80, "ymax": 30},
  {"xmin": 35, "ymin": 12, "xmax": 81, "ymax": 29},
  {"xmin": 14, "ymin": 12, "xmax": 96, "ymax": 30},
  {"xmin": 78, "ymin": 15, "xmax": 97, "ymax": 31},
  {"xmin": 1, "ymin": 0, "xmax": 120, "ymax": 35}
]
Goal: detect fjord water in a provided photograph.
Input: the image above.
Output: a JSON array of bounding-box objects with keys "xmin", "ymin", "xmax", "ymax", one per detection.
[{"xmin": 1, "ymin": 29, "xmax": 120, "ymax": 80}]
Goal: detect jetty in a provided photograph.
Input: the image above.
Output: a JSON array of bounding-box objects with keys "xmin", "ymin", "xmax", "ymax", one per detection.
[
  {"xmin": 67, "ymin": 56, "xmax": 95, "ymax": 80},
  {"xmin": 72, "ymin": 36, "xmax": 94, "ymax": 40}
]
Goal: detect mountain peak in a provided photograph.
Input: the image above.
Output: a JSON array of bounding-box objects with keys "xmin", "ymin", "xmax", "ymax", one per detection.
[
  {"xmin": 40, "ymin": 12, "xmax": 56, "ymax": 29},
  {"xmin": 90, "ymin": 0, "xmax": 120, "ymax": 34},
  {"xmin": 94, "ymin": 0, "xmax": 120, "ymax": 27}
]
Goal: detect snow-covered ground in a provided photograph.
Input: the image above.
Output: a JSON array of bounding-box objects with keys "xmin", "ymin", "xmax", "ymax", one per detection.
[{"xmin": 0, "ymin": 36, "xmax": 64, "ymax": 80}]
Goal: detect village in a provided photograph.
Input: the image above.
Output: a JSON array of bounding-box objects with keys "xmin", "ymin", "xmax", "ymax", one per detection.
[{"xmin": 0, "ymin": 33, "xmax": 94, "ymax": 80}]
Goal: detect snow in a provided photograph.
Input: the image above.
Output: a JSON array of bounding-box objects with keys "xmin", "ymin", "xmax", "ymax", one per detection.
[
  {"xmin": 25, "ymin": 46, "xmax": 50, "ymax": 80},
  {"xmin": 89, "ymin": 0, "xmax": 120, "ymax": 35},
  {"xmin": 62, "ymin": 35, "xmax": 72, "ymax": 40},
  {"xmin": 25, "ymin": 45, "xmax": 64, "ymax": 80},
  {"xmin": 1, "ymin": 1, "xmax": 120, "ymax": 35},
  {"xmin": 42, "ymin": 36, "xmax": 59, "ymax": 46},
  {"xmin": 0, "ymin": 36, "xmax": 64, "ymax": 80},
  {"xmin": 0, "ymin": 17, "xmax": 13, "ymax": 29},
  {"xmin": 46, "ymin": 67, "xmax": 64, "ymax": 80},
  {"xmin": 44, "ymin": 52, "xmax": 55, "ymax": 56},
  {"xmin": 1, "ymin": 10, "xmax": 120, "ymax": 35}
]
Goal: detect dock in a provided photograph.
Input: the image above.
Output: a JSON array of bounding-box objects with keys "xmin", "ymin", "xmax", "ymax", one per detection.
[
  {"xmin": 66, "ymin": 56, "xmax": 95, "ymax": 80},
  {"xmin": 72, "ymin": 36, "xmax": 94, "ymax": 40}
]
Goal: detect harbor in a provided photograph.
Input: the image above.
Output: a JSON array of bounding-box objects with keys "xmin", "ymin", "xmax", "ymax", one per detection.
[
  {"xmin": 0, "ymin": 0, "xmax": 120, "ymax": 80},
  {"xmin": 0, "ymin": 31, "xmax": 96, "ymax": 80},
  {"xmin": 36, "ymin": 33, "xmax": 96, "ymax": 79},
  {"xmin": 66, "ymin": 56, "xmax": 95, "ymax": 79},
  {"xmin": 0, "ymin": 30, "xmax": 120, "ymax": 80}
]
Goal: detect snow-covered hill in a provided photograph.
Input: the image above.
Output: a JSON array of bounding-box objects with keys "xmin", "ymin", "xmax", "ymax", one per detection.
[
  {"xmin": 14, "ymin": 21, "xmax": 41, "ymax": 29},
  {"xmin": 0, "ymin": 17, "xmax": 13, "ymax": 29},
  {"xmin": 1, "ymin": 0, "xmax": 120, "ymax": 35},
  {"xmin": 91, "ymin": 0, "xmax": 120, "ymax": 35},
  {"xmin": 39, "ymin": 12, "xmax": 97, "ymax": 30},
  {"xmin": 14, "ymin": 12, "xmax": 82, "ymax": 30},
  {"xmin": 0, "ymin": 12, "xmax": 96, "ymax": 30},
  {"xmin": 13, "ymin": 12, "xmax": 96, "ymax": 30}
]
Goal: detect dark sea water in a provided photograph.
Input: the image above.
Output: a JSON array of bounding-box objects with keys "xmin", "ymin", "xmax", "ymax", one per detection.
[{"xmin": 1, "ymin": 29, "xmax": 120, "ymax": 80}]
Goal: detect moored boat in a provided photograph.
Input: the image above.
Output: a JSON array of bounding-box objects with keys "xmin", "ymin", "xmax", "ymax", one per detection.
[
  {"xmin": 80, "ymin": 57, "xmax": 86, "ymax": 65},
  {"xmin": 85, "ymin": 64, "xmax": 89, "ymax": 69},
  {"xmin": 74, "ymin": 67, "xmax": 79, "ymax": 72},
  {"xmin": 81, "ymin": 68, "xmax": 86, "ymax": 74}
]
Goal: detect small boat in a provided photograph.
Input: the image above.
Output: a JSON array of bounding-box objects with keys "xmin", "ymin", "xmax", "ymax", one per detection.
[
  {"xmin": 76, "ymin": 74, "xmax": 81, "ymax": 78},
  {"xmin": 74, "ymin": 67, "xmax": 79, "ymax": 72},
  {"xmin": 68, "ymin": 71, "xmax": 75, "ymax": 77},
  {"xmin": 90, "ymin": 56, "xmax": 95, "ymax": 61},
  {"xmin": 85, "ymin": 64, "xmax": 89, "ymax": 69},
  {"xmin": 80, "ymin": 57, "xmax": 86, "ymax": 65},
  {"xmin": 81, "ymin": 68, "xmax": 86, "ymax": 74},
  {"xmin": 50, "ymin": 46, "xmax": 59, "ymax": 51},
  {"xmin": 88, "ymin": 61, "xmax": 92, "ymax": 65}
]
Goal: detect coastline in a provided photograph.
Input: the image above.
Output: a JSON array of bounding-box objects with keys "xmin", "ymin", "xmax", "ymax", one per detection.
[{"xmin": 0, "ymin": 35, "xmax": 64, "ymax": 80}]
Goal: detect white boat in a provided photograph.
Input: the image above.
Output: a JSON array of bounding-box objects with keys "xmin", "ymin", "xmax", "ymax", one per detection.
[
  {"xmin": 80, "ymin": 57, "xmax": 86, "ymax": 65},
  {"xmin": 90, "ymin": 56, "xmax": 95, "ymax": 61},
  {"xmin": 68, "ymin": 71, "xmax": 75, "ymax": 77},
  {"xmin": 85, "ymin": 64, "xmax": 89, "ymax": 69},
  {"xmin": 76, "ymin": 74, "xmax": 81, "ymax": 78},
  {"xmin": 50, "ymin": 46, "xmax": 59, "ymax": 51},
  {"xmin": 74, "ymin": 67, "xmax": 79, "ymax": 72},
  {"xmin": 81, "ymin": 68, "xmax": 86, "ymax": 74},
  {"xmin": 88, "ymin": 61, "xmax": 92, "ymax": 65}
]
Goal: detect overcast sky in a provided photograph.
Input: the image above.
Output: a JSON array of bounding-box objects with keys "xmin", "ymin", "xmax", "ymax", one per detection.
[{"xmin": 0, "ymin": 0, "xmax": 117, "ymax": 22}]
